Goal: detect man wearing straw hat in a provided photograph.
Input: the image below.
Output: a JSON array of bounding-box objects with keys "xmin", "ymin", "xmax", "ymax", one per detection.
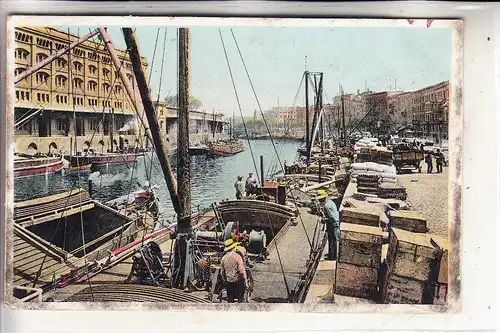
[{"xmin": 220, "ymin": 239, "xmax": 248, "ymax": 303}]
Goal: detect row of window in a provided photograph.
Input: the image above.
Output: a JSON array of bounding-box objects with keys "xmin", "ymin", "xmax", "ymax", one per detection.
[
  {"xmin": 15, "ymin": 49, "xmax": 135, "ymax": 77},
  {"xmin": 15, "ymin": 31, "xmax": 33, "ymax": 44},
  {"xmin": 36, "ymin": 37, "xmax": 52, "ymax": 49},
  {"xmin": 16, "ymin": 89, "xmax": 133, "ymax": 113},
  {"xmin": 73, "ymin": 97, "xmax": 84, "ymax": 106},
  {"xmin": 15, "ymin": 90, "xmax": 30, "ymax": 101},
  {"xmin": 37, "ymin": 92, "xmax": 50, "ymax": 103},
  {"xmin": 55, "ymin": 95, "xmax": 68, "ymax": 104},
  {"xmin": 88, "ymin": 98, "xmax": 98, "ymax": 107}
]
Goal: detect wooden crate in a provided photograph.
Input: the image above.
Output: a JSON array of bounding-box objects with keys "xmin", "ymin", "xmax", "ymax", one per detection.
[
  {"xmin": 340, "ymin": 207, "xmax": 381, "ymax": 227},
  {"xmin": 383, "ymin": 274, "xmax": 428, "ymax": 304},
  {"xmin": 432, "ymin": 282, "xmax": 448, "ymax": 305},
  {"xmin": 339, "ymin": 223, "xmax": 384, "ymax": 269},
  {"xmin": 388, "ymin": 210, "xmax": 427, "ymax": 233},
  {"xmin": 430, "ymin": 234, "xmax": 449, "ymax": 284},
  {"xmin": 387, "ymin": 228, "xmax": 443, "ymax": 282},
  {"xmin": 335, "ymin": 262, "xmax": 378, "ymax": 300}
]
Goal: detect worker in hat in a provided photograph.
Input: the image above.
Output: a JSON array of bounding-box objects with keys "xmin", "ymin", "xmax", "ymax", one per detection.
[
  {"xmin": 245, "ymin": 173, "xmax": 255, "ymax": 196},
  {"xmin": 322, "ymin": 196, "xmax": 340, "ymax": 260},
  {"xmin": 220, "ymin": 239, "xmax": 248, "ymax": 303},
  {"xmin": 125, "ymin": 252, "xmax": 146, "ymax": 284},
  {"xmin": 234, "ymin": 175, "xmax": 244, "ymax": 199}
]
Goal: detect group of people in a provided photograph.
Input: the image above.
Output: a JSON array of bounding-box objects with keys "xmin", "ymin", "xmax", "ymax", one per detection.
[
  {"xmin": 233, "ymin": 173, "xmax": 259, "ymax": 199},
  {"xmin": 424, "ymin": 149, "xmax": 445, "ymax": 173}
]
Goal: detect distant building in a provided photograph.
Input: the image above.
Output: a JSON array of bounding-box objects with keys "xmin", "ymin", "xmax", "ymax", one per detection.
[
  {"xmin": 409, "ymin": 81, "xmax": 450, "ymax": 140},
  {"xmin": 154, "ymin": 102, "xmax": 228, "ymax": 145}
]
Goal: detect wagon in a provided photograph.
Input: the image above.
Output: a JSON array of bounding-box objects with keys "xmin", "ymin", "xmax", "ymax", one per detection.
[{"xmin": 393, "ymin": 150, "xmax": 424, "ymax": 174}]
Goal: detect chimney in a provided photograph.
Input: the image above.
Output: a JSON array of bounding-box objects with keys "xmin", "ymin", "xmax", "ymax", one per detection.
[{"xmin": 357, "ymin": 89, "xmax": 360, "ymax": 95}]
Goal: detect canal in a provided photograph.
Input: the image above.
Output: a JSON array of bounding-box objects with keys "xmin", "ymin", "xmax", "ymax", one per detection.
[{"xmin": 14, "ymin": 139, "xmax": 301, "ymax": 220}]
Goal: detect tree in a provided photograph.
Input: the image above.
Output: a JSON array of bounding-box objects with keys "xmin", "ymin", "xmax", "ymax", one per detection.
[{"xmin": 164, "ymin": 95, "xmax": 203, "ymax": 110}]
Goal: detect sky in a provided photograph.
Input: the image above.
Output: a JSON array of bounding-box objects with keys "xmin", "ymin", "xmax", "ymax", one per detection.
[{"xmin": 59, "ymin": 25, "xmax": 452, "ymax": 118}]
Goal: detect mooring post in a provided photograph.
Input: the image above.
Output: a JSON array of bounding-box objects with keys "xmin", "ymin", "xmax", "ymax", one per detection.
[
  {"xmin": 260, "ymin": 155, "xmax": 264, "ymax": 187},
  {"xmin": 88, "ymin": 180, "xmax": 93, "ymax": 199}
]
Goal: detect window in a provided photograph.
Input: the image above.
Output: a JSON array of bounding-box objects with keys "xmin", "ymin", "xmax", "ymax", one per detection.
[
  {"xmin": 36, "ymin": 53, "xmax": 48, "ymax": 63},
  {"xmin": 16, "ymin": 91, "xmax": 19, "ymax": 100},
  {"xmin": 88, "ymin": 64, "xmax": 97, "ymax": 75},
  {"xmin": 35, "ymin": 71, "xmax": 50, "ymax": 85},
  {"xmin": 73, "ymin": 61, "xmax": 83, "ymax": 73},
  {"xmin": 56, "ymin": 119, "xmax": 66, "ymax": 132},
  {"xmin": 56, "ymin": 58, "xmax": 67, "ymax": 68},
  {"xmin": 90, "ymin": 119, "xmax": 99, "ymax": 132},
  {"xmin": 88, "ymin": 80, "xmax": 98, "ymax": 92},
  {"xmin": 127, "ymin": 73, "xmax": 134, "ymax": 83},
  {"xmin": 73, "ymin": 78, "xmax": 84, "ymax": 89},
  {"xmin": 15, "ymin": 48, "xmax": 30, "ymax": 60},
  {"xmin": 55, "ymin": 75, "xmax": 67, "ymax": 87},
  {"xmin": 102, "ymin": 83, "xmax": 110, "ymax": 94},
  {"xmin": 102, "ymin": 68, "xmax": 110, "ymax": 79},
  {"xmin": 14, "ymin": 67, "xmax": 26, "ymax": 76},
  {"xmin": 114, "ymin": 85, "xmax": 122, "ymax": 95}
]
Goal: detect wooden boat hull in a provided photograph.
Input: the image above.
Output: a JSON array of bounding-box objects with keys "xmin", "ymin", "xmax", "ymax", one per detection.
[
  {"xmin": 209, "ymin": 140, "xmax": 245, "ymax": 156},
  {"xmin": 189, "ymin": 146, "xmax": 209, "ymax": 155},
  {"xmin": 64, "ymin": 154, "xmax": 138, "ymax": 168},
  {"xmin": 14, "ymin": 158, "xmax": 64, "ymax": 178}
]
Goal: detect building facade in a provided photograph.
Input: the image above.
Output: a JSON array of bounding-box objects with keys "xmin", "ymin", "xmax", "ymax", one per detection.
[
  {"xmin": 154, "ymin": 102, "xmax": 229, "ymax": 145},
  {"xmin": 409, "ymin": 81, "xmax": 450, "ymax": 140},
  {"xmin": 14, "ymin": 26, "xmax": 148, "ymax": 154}
]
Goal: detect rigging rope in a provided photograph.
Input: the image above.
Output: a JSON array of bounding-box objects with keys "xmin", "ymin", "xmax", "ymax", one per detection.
[
  {"xmin": 148, "ymin": 28, "xmax": 168, "ymax": 184},
  {"xmin": 230, "ymin": 29, "xmax": 286, "ymax": 180},
  {"xmin": 266, "ymin": 73, "xmax": 305, "ymax": 178},
  {"xmin": 218, "ymin": 29, "xmax": 260, "ymax": 183},
  {"xmin": 31, "ymin": 31, "xmax": 143, "ymax": 292}
]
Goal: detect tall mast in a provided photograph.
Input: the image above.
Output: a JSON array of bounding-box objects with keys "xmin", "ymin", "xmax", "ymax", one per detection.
[
  {"xmin": 341, "ymin": 85, "xmax": 346, "ymax": 146},
  {"xmin": 305, "ymin": 71, "xmax": 310, "ymax": 154},
  {"xmin": 68, "ymin": 28, "xmax": 77, "ymax": 156},
  {"xmin": 177, "ymin": 27, "xmax": 191, "ymax": 231},
  {"xmin": 122, "ymin": 28, "xmax": 181, "ymax": 214}
]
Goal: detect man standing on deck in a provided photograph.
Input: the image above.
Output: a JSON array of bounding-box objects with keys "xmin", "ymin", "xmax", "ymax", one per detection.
[
  {"xmin": 245, "ymin": 173, "xmax": 255, "ymax": 196},
  {"xmin": 220, "ymin": 239, "xmax": 248, "ymax": 303},
  {"xmin": 322, "ymin": 196, "xmax": 340, "ymax": 260},
  {"xmin": 234, "ymin": 176, "xmax": 244, "ymax": 199}
]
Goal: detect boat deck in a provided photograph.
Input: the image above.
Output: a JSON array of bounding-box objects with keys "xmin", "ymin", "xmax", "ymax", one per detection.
[
  {"xmin": 12, "ymin": 230, "xmax": 80, "ymax": 287},
  {"xmin": 250, "ymin": 207, "xmax": 324, "ymax": 303}
]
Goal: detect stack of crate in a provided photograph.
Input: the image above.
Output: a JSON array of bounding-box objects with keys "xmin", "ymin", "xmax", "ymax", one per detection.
[
  {"xmin": 378, "ymin": 183, "xmax": 408, "ymax": 201},
  {"xmin": 335, "ymin": 223, "xmax": 385, "ymax": 300},
  {"xmin": 335, "ymin": 206, "xmax": 386, "ymax": 300},
  {"xmin": 388, "ymin": 210, "xmax": 428, "ymax": 233},
  {"xmin": 383, "ymin": 228, "xmax": 445, "ymax": 304}
]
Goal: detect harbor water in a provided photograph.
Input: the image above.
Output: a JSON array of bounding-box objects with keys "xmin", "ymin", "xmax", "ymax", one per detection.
[{"xmin": 14, "ymin": 139, "xmax": 301, "ymax": 221}]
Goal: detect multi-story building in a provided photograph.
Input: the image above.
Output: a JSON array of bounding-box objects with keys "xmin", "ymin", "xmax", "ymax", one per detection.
[
  {"xmin": 154, "ymin": 102, "xmax": 228, "ymax": 145},
  {"xmin": 392, "ymin": 91, "xmax": 413, "ymax": 127},
  {"xmin": 409, "ymin": 81, "xmax": 450, "ymax": 140},
  {"xmin": 14, "ymin": 26, "xmax": 149, "ymax": 154}
]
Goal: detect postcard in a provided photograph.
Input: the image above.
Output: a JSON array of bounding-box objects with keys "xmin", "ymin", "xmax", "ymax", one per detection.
[{"xmin": 4, "ymin": 16, "xmax": 462, "ymax": 313}]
